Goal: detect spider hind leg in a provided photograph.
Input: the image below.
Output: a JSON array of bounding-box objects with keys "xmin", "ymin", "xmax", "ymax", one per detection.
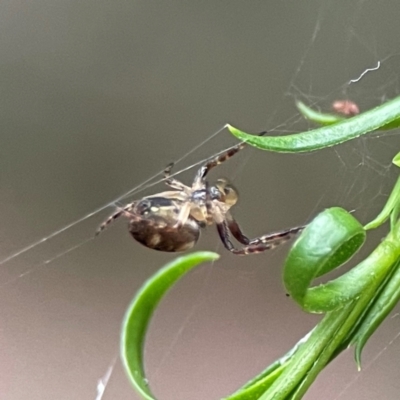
[
  {"xmin": 216, "ymin": 218, "xmax": 304, "ymax": 255},
  {"xmin": 95, "ymin": 203, "xmax": 135, "ymax": 236}
]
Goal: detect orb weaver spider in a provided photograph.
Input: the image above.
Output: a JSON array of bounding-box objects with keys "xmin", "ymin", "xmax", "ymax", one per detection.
[{"xmin": 96, "ymin": 133, "xmax": 304, "ymax": 255}]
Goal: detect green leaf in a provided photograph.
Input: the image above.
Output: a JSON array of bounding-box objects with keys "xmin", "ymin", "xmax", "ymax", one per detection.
[
  {"xmin": 121, "ymin": 251, "xmax": 219, "ymax": 400},
  {"xmin": 393, "ymin": 151, "xmax": 400, "ymax": 168},
  {"xmin": 380, "ymin": 118, "xmax": 400, "ymax": 130},
  {"xmin": 121, "ymin": 94, "xmax": 400, "ymax": 398},
  {"xmin": 223, "ymin": 362, "xmax": 286, "ymax": 400},
  {"xmin": 364, "ymin": 176, "xmax": 400, "ymax": 230},
  {"xmin": 227, "ymin": 95, "xmax": 400, "ymax": 152},
  {"xmin": 260, "ymin": 303, "xmax": 356, "ymax": 400},
  {"xmin": 223, "ymin": 339, "xmax": 309, "ymax": 400},
  {"xmin": 283, "ymin": 208, "xmax": 366, "ymax": 313},
  {"xmin": 351, "ymin": 258, "xmax": 400, "ymax": 368},
  {"xmin": 296, "ymin": 101, "xmax": 400, "ymax": 131},
  {"xmin": 227, "ymin": 211, "xmax": 400, "ymax": 399},
  {"xmin": 296, "ymin": 101, "xmax": 345, "ymax": 126}
]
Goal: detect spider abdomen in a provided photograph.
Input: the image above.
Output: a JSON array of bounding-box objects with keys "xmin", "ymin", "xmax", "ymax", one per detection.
[
  {"xmin": 127, "ymin": 197, "xmax": 200, "ymax": 252},
  {"xmin": 129, "ymin": 217, "xmax": 200, "ymax": 252}
]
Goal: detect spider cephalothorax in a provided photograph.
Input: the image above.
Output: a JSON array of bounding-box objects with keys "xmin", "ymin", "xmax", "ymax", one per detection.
[{"xmin": 96, "ymin": 133, "xmax": 304, "ymax": 255}]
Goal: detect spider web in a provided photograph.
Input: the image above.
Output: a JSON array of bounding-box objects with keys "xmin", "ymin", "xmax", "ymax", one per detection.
[{"xmin": 1, "ymin": 1, "xmax": 400, "ymax": 400}]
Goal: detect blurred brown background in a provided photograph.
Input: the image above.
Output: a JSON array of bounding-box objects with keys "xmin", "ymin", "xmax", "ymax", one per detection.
[{"xmin": 1, "ymin": 1, "xmax": 400, "ymax": 399}]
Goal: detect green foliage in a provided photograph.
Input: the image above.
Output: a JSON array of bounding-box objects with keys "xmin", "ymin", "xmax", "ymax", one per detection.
[
  {"xmin": 227, "ymin": 95, "xmax": 400, "ymax": 152},
  {"xmin": 283, "ymin": 207, "xmax": 366, "ymax": 314},
  {"xmin": 122, "ymin": 97, "xmax": 400, "ymax": 399},
  {"xmin": 121, "ymin": 252, "xmax": 219, "ymax": 400},
  {"xmin": 296, "ymin": 101, "xmax": 345, "ymax": 126}
]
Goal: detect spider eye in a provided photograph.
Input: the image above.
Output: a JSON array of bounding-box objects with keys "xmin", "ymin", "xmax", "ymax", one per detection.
[{"xmin": 136, "ymin": 199, "xmax": 151, "ymax": 215}]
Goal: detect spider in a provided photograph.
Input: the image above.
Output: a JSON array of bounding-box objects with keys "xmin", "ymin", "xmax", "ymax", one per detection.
[{"xmin": 96, "ymin": 133, "xmax": 304, "ymax": 255}]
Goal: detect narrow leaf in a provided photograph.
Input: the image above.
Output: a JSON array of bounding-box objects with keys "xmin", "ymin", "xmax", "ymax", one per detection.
[
  {"xmin": 121, "ymin": 252, "xmax": 219, "ymax": 400},
  {"xmin": 352, "ymin": 259, "xmax": 400, "ymax": 367},
  {"xmin": 296, "ymin": 101, "xmax": 344, "ymax": 125},
  {"xmin": 364, "ymin": 176, "xmax": 400, "ymax": 230},
  {"xmin": 228, "ymin": 95, "xmax": 400, "ymax": 152}
]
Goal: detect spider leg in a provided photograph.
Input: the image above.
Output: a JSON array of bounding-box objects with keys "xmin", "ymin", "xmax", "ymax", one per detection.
[
  {"xmin": 224, "ymin": 209, "xmax": 302, "ymax": 247},
  {"xmin": 173, "ymin": 200, "xmax": 191, "ymax": 229},
  {"xmin": 225, "ymin": 211, "xmax": 250, "ymax": 244},
  {"xmin": 193, "ymin": 131, "xmax": 266, "ymax": 188},
  {"xmin": 248, "ymin": 226, "xmax": 304, "ymax": 246},
  {"xmin": 217, "ymin": 223, "xmax": 304, "ymax": 255},
  {"xmin": 164, "ymin": 162, "xmax": 189, "ymax": 191},
  {"xmin": 212, "ymin": 205, "xmax": 304, "ymax": 255},
  {"xmin": 216, "ymin": 220, "xmax": 237, "ymax": 250},
  {"xmin": 148, "ymin": 186, "xmax": 191, "ymax": 228},
  {"xmin": 146, "ymin": 190, "xmax": 187, "ymax": 201},
  {"xmin": 95, "ymin": 203, "xmax": 135, "ymax": 236}
]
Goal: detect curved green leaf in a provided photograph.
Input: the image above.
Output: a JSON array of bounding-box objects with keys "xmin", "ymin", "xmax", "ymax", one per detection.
[
  {"xmin": 229, "ymin": 210, "xmax": 400, "ymax": 399},
  {"xmin": 365, "ymin": 154, "xmax": 400, "ymax": 230},
  {"xmin": 283, "ymin": 208, "xmax": 366, "ymax": 313},
  {"xmin": 296, "ymin": 101, "xmax": 344, "ymax": 126},
  {"xmin": 296, "ymin": 101, "xmax": 400, "ymax": 131},
  {"xmin": 364, "ymin": 176, "xmax": 400, "ymax": 230},
  {"xmin": 228, "ymin": 95, "xmax": 400, "ymax": 152},
  {"xmin": 121, "ymin": 251, "xmax": 219, "ymax": 400}
]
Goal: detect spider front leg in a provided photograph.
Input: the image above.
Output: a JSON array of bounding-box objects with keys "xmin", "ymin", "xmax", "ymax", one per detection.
[
  {"xmin": 193, "ymin": 131, "xmax": 266, "ymax": 188},
  {"xmin": 164, "ymin": 162, "xmax": 190, "ymax": 192}
]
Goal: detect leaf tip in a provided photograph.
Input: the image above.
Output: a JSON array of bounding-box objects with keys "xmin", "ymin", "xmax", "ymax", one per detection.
[
  {"xmin": 355, "ymin": 345, "xmax": 363, "ymax": 371},
  {"xmin": 393, "ymin": 152, "xmax": 400, "ymax": 168}
]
